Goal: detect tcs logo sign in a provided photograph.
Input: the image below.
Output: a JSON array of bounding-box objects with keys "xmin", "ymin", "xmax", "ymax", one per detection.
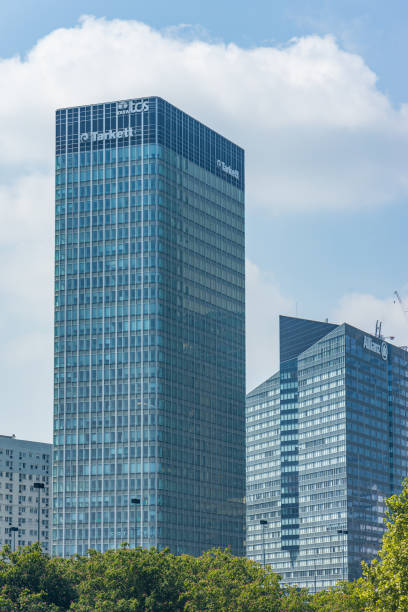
[{"xmin": 117, "ymin": 100, "xmax": 149, "ymax": 115}]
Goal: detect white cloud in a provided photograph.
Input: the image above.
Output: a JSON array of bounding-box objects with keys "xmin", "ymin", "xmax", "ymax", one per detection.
[
  {"xmin": 0, "ymin": 173, "xmax": 53, "ymax": 442},
  {"xmin": 0, "ymin": 173, "xmax": 52, "ymax": 244},
  {"xmin": 0, "ymin": 331, "xmax": 53, "ymax": 443},
  {"xmin": 1, "ymin": 16, "xmax": 408, "ymax": 439},
  {"xmin": 0, "ymin": 173, "xmax": 52, "ymax": 316},
  {"xmin": 331, "ymin": 291, "xmax": 408, "ymax": 348},
  {"xmin": 246, "ymin": 260, "xmax": 294, "ymax": 392},
  {"xmin": 246, "ymin": 284, "xmax": 408, "ymax": 397},
  {"xmin": 0, "ymin": 16, "xmax": 407, "ymax": 210}
]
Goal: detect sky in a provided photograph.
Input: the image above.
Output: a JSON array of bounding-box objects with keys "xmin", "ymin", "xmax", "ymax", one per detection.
[{"xmin": 1, "ymin": 1, "xmax": 408, "ymax": 442}]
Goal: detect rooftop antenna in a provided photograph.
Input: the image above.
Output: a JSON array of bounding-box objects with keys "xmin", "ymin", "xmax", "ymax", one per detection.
[{"xmin": 375, "ymin": 320, "xmax": 395, "ymax": 341}]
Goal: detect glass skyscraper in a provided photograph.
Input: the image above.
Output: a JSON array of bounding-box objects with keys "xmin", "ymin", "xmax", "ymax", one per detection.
[
  {"xmin": 53, "ymin": 97, "xmax": 245, "ymax": 557},
  {"xmin": 246, "ymin": 315, "xmax": 408, "ymax": 591}
]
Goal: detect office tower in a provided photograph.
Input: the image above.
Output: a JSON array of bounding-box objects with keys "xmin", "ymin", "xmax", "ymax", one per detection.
[
  {"xmin": 0, "ymin": 435, "xmax": 51, "ymax": 552},
  {"xmin": 54, "ymin": 97, "xmax": 245, "ymax": 557},
  {"xmin": 246, "ymin": 315, "xmax": 408, "ymax": 591}
]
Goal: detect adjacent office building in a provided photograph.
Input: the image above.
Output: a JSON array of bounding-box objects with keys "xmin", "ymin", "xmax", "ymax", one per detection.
[
  {"xmin": 247, "ymin": 315, "xmax": 408, "ymax": 591},
  {"xmin": 0, "ymin": 435, "xmax": 52, "ymax": 552},
  {"xmin": 54, "ymin": 97, "xmax": 245, "ymax": 556}
]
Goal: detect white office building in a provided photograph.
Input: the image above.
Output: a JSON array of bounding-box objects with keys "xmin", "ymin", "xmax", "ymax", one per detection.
[{"xmin": 0, "ymin": 435, "xmax": 52, "ymax": 552}]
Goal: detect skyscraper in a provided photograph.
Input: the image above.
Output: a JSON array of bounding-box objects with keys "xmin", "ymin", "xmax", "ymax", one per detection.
[
  {"xmin": 54, "ymin": 97, "xmax": 245, "ymax": 557},
  {"xmin": 246, "ymin": 315, "xmax": 408, "ymax": 591}
]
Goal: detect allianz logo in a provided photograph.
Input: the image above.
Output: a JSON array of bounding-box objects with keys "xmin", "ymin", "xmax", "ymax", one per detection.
[
  {"xmin": 363, "ymin": 335, "xmax": 388, "ymax": 361},
  {"xmin": 216, "ymin": 159, "xmax": 239, "ymax": 180},
  {"xmin": 117, "ymin": 100, "xmax": 149, "ymax": 115}
]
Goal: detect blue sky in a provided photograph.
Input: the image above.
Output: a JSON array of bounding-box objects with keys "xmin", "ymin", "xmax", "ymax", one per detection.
[{"xmin": 1, "ymin": 1, "xmax": 408, "ymax": 441}]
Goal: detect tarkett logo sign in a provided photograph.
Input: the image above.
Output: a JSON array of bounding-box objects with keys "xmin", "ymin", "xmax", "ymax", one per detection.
[
  {"xmin": 80, "ymin": 127, "xmax": 134, "ymax": 143},
  {"xmin": 216, "ymin": 159, "xmax": 239, "ymax": 180}
]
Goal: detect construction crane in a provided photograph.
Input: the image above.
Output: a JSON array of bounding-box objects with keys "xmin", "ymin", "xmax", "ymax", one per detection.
[
  {"xmin": 394, "ymin": 290, "xmax": 408, "ymax": 325},
  {"xmin": 393, "ymin": 291, "xmax": 408, "ymax": 350}
]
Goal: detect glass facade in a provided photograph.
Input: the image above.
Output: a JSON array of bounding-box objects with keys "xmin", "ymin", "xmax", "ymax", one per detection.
[
  {"xmin": 53, "ymin": 97, "xmax": 245, "ymax": 557},
  {"xmin": 247, "ymin": 315, "xmax": 408, "ymax": 591}
]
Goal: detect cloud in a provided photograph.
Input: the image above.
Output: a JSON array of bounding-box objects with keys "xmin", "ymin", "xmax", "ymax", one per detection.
[
  {"xmin": 246, "ymin": 283, "xmax": 408, "ymax": 396},
  {"xmin": 0, "ymin": 16, "xmax": 407, "ymax": 210},
  {"xmin": 0, "ymin": 173, "xmax": 52, "ymax": 244},
  {"xmin": 246, "ymin": 260, "xmax": 294, "ymax": 392},
  {"xmin": 0, "ymin": 16, "xmax": 408, "ymax": 439},
  {"xmin": 331, "ymin": 291, "xmax": 408, "ymax": 348},
  {"xmin": 0, "ymin": 173, "xmax": 52, "ymax": 317},
  {"xmin": 0, "ymin": 331, "xmax": 53, "ymax": 442},
  {"xmin": 0, "ymin": 173, "xmax": 53, "ymax": 442}
]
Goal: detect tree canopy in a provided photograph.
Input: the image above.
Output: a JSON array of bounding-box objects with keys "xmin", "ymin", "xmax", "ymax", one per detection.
[
  {"xmin": 358, "ymin": 478, "xmax": 408, "ymax": 611},
  {"xmin": 3, "ymin": 481, "xmax": 408, "ymax": 610},
  {"xmin": 0, "ymin": 545, "xmax": 312, "ymax": 611}
]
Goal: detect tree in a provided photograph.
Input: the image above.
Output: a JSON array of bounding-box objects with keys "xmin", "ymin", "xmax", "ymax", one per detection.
[
  {"xmin": 0, "ymin": 544, "xmax": 77, "ymax": 610},
  {"xmin": 69, "ymin": 546, "xmax": 313, "ymax": 611},
  {"xmin": 358, "ymin": 479, "xmax": 408, "ymax": 611},
  {"xmin": 181, "ymin": 548, "xmax": 311, "ymax": 611},
  {"xmin": 0, "ymin": 588, "xmax": 61, "ymax": 611},
  {"xmin": 310, "ymin": 581, "xmax": 364, "ymax": 611},
  {"xmin": 70, "ymin": 545, "xmax": 186, "ymax": 611}
]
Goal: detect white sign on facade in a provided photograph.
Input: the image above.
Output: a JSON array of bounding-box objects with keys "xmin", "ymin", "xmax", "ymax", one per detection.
[
  {"xmin": 80, "ymin": 127, "xmax": 135, "ymax": 143},
  {"xmin": 363, "ymin": 335, "xmax": 388, "ymax": 361},
  {"xmin": 216, "ymin": 159, "xmax": 240, "ymax": 180},
  {"xmin": 117, "ymin": 100, "xmax": 149, "ymax": 115}
]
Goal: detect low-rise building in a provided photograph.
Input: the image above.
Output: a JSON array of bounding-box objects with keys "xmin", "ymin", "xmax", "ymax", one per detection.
[{"xmin": 0, "ymin": 435, "xmax": 52, "ymax": 552}]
